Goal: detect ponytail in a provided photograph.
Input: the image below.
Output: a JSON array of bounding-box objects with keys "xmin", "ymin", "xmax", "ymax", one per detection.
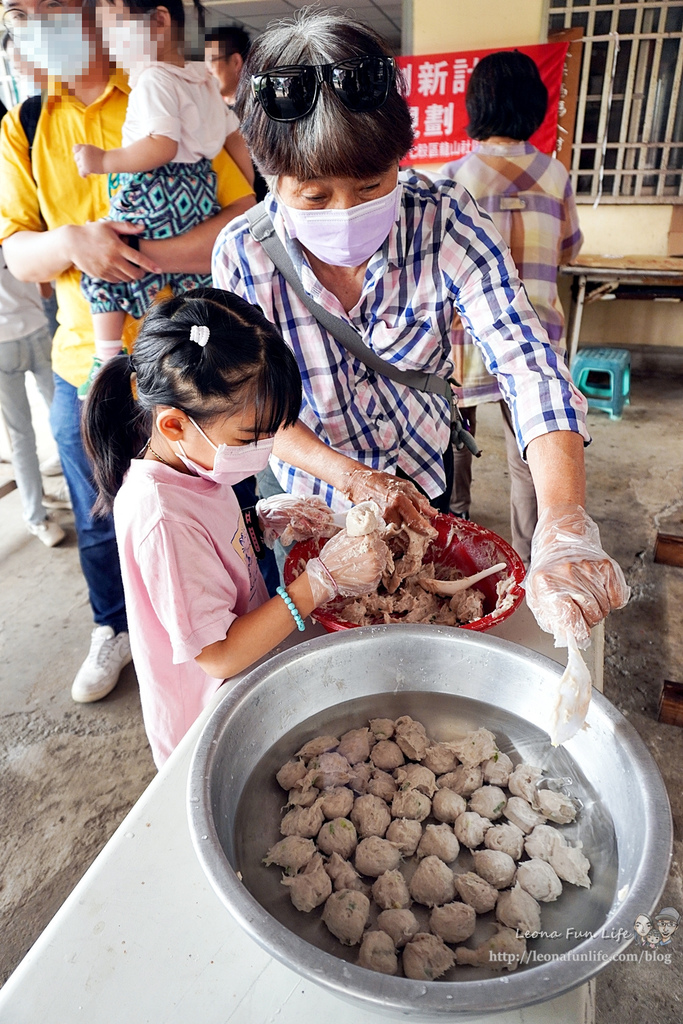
[
  {"xmin": 82, "ymin": 286, "xmax": 302, "ymax": 517},
  {"xmin": 82, "ymin": 355, "xmax": 148, "ymax": 517}
]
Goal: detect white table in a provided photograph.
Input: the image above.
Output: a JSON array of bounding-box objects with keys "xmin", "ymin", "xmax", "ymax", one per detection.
[{"xmin": 0, "ymin": 606, "xmax": 601, "ymax": 1024}]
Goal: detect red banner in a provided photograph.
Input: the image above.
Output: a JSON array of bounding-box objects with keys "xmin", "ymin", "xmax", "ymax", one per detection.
[{"xmin": 397, "ymin": 41, "xmax": 569, "ymax": 166}]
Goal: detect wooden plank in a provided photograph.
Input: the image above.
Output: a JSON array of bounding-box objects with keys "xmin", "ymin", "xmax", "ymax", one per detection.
[
  {"xmin": 0, "ymin": 479, "xmax": 17, "ymax": 500},
  {"xmin": 659, "ymin": 680, "xmax": 683, "ymax": 728},
  {"xmin": 654, "ymin": 533, "xmax": 683, "ymax": 568},
  {"xmin": 568, "ymin": 254, "xmax": 683, "ymax": 273},
  {"xmin": 548, "ymin": 28, "xmax": 584, "ymax": 174}
]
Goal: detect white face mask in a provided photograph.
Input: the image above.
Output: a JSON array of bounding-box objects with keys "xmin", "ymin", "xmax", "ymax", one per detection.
[
  {"xmin": 13, "ymin": 12, "xmax": 92, "ymax": 82},
  {"xmin": 175, "ymin": 416, "xmax": 274, "ymax": 486},
  {"xmin": 101, "ymin": 17, "xmax": 158, "ymax": 73},
  {"xmin": 280, "ymin": 182, "xmax": 402, "ymax": 267}
]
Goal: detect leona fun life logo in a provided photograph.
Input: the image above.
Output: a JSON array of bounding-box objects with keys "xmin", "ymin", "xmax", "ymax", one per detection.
[{"xmin": 633, "ymin": 907, "xmax": 680, "ymax": 951}]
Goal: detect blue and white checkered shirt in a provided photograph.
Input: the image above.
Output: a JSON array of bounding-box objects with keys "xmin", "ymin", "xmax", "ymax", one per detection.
[{"xmin": 212, "ymin": 174, "xmax": 589, "ymax": 512}]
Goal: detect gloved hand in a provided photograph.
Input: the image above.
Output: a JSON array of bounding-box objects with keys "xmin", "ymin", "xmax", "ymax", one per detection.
[
  {"xmin": 304, "ymin": 529, "xmax": 392, "ymax": 607},
  {"xmin": 524, "ymin": 504, "xmax": 630, "ymax": 649},
  {"xmin": 343, "ymin": 467, "xmax": 436, "ymax": 534},
  {"xmin": 256, "ymin": 494, "xmax": 337, "ymax": 548}
]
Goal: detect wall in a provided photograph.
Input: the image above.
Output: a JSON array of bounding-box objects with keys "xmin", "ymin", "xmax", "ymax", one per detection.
[
  {"xmin": 578, "ymin": 206, "xmax": 672, "ymax": 258},
  {"xmin": 406, "ymin": 0, "xmax": 683, "ymax": 350},
  {"xmin": 408, "ymin": 0, "xmax": 548, "ymax": 53}
]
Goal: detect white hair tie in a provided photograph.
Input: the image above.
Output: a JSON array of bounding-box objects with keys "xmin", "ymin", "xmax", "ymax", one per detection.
[{"xmin": 190, "ymin": 325, "xmax": 210, "ymax": 347}]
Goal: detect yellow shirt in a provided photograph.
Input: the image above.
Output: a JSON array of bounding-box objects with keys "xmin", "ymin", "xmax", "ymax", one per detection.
[{"xmin": 0, "ymin": 72, "xmax": 253, "ymax": 386}]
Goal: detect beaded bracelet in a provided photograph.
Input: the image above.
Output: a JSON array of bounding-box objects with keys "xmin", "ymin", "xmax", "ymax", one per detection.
[{"xmin": 276, "ymin": 586, "xmax": 306, "ymax": 632}]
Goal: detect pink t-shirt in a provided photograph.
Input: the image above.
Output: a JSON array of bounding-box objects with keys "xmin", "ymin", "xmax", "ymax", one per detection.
[{"xmin": 114, "ymin": 460, "xmax": 268, "ymax": 767}]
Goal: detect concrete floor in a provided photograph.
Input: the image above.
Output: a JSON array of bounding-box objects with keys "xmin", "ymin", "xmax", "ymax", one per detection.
[{"xmin": 0, "ymin": 368, "xmax": 682, "ymax": 1020}]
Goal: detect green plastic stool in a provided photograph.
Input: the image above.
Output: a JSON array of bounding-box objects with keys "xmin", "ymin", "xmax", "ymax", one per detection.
[{"xmin": 572, "ymin": 347, "xmax": 631, "ymax": 420}]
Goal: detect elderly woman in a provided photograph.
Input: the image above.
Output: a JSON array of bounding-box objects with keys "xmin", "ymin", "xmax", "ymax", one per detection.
[{"xmin": 212, "ymin": 9, "xmax": 628, "ymax": 648}]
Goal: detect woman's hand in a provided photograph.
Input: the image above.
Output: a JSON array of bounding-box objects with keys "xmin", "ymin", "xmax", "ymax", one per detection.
[
  {"xmin": 343, "ymin": 467, "xmax": 436, "ymax": 534},
  {"xmin": 304, "ymin": 529, "xmax": 391, "ymax": 606},
  {"xmin": 255, "ymin": 494, "xmax": 337, "ymax": 547},
  {"xmin": 524, "ymin": 504, "xmax": 630, "ymax": 648}
]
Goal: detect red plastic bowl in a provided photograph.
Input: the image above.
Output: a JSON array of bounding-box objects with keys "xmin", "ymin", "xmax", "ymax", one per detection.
[{"xmin": 284, "ymin": 512, "xmax": 526, "ymax": 634}]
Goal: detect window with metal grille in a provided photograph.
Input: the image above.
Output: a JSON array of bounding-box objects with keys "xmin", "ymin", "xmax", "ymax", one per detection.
[{"xmin": 549, "ymin": 0, "xmax": 683, "ymax": 203}]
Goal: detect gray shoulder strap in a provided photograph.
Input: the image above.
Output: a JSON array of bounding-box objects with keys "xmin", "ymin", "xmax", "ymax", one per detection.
[
  {"xmin": 246, "ymin": 203, "xmax": 452, "ymax": 402},
  {"xmin": 246, "ymin": 202, "xmax": 480, "ymax": 457}
]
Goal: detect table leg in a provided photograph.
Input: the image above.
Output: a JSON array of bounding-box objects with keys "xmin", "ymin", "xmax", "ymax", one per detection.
[{"xmin": 568, "ymin": 274, "xmax": 587, "ymax": 367}]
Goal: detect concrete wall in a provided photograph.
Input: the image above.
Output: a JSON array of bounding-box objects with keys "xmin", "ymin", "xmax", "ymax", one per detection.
[
  {"xmin": 406, "ymin": 0, "xmax": 683, "ymax": 350},
  {"xmin": 409, "ymin": 0, "xmax": 548, "ymax": 52}
]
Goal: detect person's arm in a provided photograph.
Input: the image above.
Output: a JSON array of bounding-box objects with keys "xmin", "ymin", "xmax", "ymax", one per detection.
[
  {"xmin": 73, "ymin": 135, "xmax": 178, "ymax": 177},
  {"xmin": 195, "ymin": 527, "xmax": 390, "ymax": 679},
  {"xmin": 558, "ymin": 173, "xmax": 583, "ymax": 266},
  {"xmin": 223, "ymin": 129, "xmax": 255, "ymax": 187},
  {"xmin": 3, "ymin": 221, "xmax": 162, "ymax": 285},
  {"xmin": 526, "ymin": 430, "xmax": 586, "ymax": 513},
  {"xmin": 195, "ymin": 571, "xmax": 317, "ymax": 678},
  {"xmin": 273, "ymin": 421, "xmax": 435, "ymax": 531},
  {"xmin": 138, "ymin": 194, "xmax": 255, "ymax": 275},
  {"xmin": 524, "ymin": 430, "xmax": 629, "ymax": 644}
]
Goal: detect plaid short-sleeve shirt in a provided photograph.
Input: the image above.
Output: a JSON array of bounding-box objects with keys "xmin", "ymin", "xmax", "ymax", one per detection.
[
  {"xmin": 212, "ymin": 174, "xmax": 588, "ymax": 511},
  {"xmin": 441, "ymin": 142, "xmax": 584, "ymax": 407}
]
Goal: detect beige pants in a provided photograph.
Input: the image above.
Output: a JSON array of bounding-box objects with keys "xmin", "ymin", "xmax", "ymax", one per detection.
[{"xmin": 450, "ymin": 401, "xmax": 537, "ymax": 566}]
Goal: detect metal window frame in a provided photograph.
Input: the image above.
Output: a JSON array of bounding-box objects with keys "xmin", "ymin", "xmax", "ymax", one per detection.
[{"xmin": 549, "ymin": 0, "xmax": 683, "ymax": 203}]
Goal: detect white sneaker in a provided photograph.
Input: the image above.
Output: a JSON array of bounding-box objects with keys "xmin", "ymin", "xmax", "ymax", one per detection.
[
  {"xmin": 28, "ymin": 517, "xmax": 66, "ymax": 548},
  {"xmin": 71, "ymin": 626, "xmax": 132, "ymax": 703},
  {"xmin": 40, "ymin": 454, "xmax": 63, "ymax": 476},
  {"xmin": 43, "ymin": 478, "xmax": 72, "ymax": 509}
]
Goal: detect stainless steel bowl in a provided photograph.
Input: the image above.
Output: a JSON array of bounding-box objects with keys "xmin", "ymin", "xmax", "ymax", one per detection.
[{"xmin": 188, "ymin": 625, "xmax": 672, "ymax": 1022}]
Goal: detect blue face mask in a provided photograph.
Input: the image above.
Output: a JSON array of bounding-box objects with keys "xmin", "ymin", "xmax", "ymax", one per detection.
[{"xmin": 13, "ymin": 12, "xmax": 92, "ymax": 83}]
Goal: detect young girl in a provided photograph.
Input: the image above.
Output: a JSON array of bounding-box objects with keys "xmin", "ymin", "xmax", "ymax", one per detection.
[
  {"xmin": 73, "ymin": 0, "xmax": 255, "ymax": 396},
  {"xmin": 82, "ymin": 288, "xmax": 388, "ymax": 767}
]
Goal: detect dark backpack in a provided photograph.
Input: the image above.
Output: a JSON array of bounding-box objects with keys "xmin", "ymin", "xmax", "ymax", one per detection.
[{"xmin": 19, "ymin": 94, "xmax": 42, "ymax": 166}]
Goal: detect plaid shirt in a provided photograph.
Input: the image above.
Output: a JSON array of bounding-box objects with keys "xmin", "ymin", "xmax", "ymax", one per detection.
[
  {"xmin": 441, "ymin": 142, "xmax": 584, "ymax": 406},
  {"xmin": 212, "ymin": 174, "xmax": 588, "ymax": 511}
]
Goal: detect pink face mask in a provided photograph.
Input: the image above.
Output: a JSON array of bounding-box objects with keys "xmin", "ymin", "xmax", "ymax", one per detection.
[
  {"xmin": 280, "ymin": 181, "xmax": 402, "ymax": 267},
  {"xmin": 176, "ymin": 417, "xmax": 273, "ymax": 486}
]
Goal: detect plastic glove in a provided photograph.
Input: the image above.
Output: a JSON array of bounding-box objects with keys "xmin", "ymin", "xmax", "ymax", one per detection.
[
  {"xmin": 304, "ymin": 529, "xmax": 392, "ymax": 607},
  {"xmin": 343, "ymin": 467, "xmax": 436, "ymax": 535},
  {"xmin": 255, "ymin": 494, "xmax": 337, "ymax": 548},
  {"xmin": 549, "ymin": 633, "xmax": 593, "ymax": 747},
  {"xmin": 524, "ymin": 504, "xmax": 630, "ymax": 649}
]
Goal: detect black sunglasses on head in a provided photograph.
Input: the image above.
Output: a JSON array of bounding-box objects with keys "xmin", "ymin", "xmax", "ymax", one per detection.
[{"xmin": 251, "ymin": 55, "xmax": 396, "ymax": 122}]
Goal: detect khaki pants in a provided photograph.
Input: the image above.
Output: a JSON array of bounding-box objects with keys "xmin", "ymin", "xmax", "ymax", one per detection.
[{"xmin": 450, "ymin": 401, "xmax": 538, "ymax": 566}]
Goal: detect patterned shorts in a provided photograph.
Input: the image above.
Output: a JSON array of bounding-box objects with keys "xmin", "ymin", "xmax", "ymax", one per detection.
[{"xmin": 81, "ymin": 158, "xmax": 221, "ymax": 320}]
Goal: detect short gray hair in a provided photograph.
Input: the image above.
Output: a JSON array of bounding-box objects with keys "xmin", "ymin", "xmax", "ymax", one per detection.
[{"xmin": 235, "ymin": 7, "xmax": 413, "ymax": 182}]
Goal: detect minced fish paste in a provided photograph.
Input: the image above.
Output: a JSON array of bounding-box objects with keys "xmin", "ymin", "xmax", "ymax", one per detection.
[
  {"xmin": 322, "ymin": 889, "xmax": 370, "ymax": 945},
  {"xmin": 355, "ymin": 836, "xmax": 402, "ymax": 877},
  {"xmin": 455, "ymin": 925, "xmax": 526, "ymax": 971},
  {"xmin": 262, "ymin": 714, "xmax": 592, "ymax": 979},
  {"xmin": 372, "ymin": 869, "xmax": 412, "ymax": 910},
  {"xmin": 357, "ymin": 930, "xmax": 399, "ymax": 975},
  {"xmin": 409, "ymin": 855, "xmax": 456, "ymax": 907},
  {"xmin": 377, "ymin": 908, "xmax": 420, "ymax": 947},
  {"xmin": 281, "ymin": 852, "xmax": 332, "ymax": 912},
  {"xmin": 319, "ymin": 786, "xmax": 355, "ymax": 820},
  {"xmin": 403, "ymin": 933, "xmax": 456, "ymax": 981},
  {"xmin": 350, "ymin": 794, "xmax": 392, "ymax": 839},
  {"xmin": 317, "ymin": 817, "xmax": 357, "ymax": 859}
]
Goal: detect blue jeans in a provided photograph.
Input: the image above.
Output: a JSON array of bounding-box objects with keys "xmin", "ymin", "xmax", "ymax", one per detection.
[
  {"xmin": 0, "ymin": 325, "xmax": 54, "ymax": 526},
  {"xmin": 50, "ymin": 374, "xmax": 127, "ymax": 633}
]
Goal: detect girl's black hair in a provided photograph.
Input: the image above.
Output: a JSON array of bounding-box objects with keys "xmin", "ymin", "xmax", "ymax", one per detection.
[
  {"xmin": 90, "ymin": 0, "xmax": 206, "ymax": 31},
  {"xmin": 82, "ymin": 288, "xmax": 303, "ymax": 516},
  {"xmin": 466, "ymin": 50, "xmax": 548, "ymax": 142}
]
